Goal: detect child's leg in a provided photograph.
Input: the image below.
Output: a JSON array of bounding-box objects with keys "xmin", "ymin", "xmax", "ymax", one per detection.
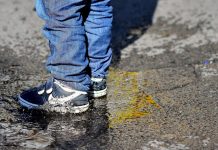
[
  {"xmin": 36, "ymin": 0, "xmax": 90, "ymax": 91},
  {"xmin": 84, "ymin": 0, "xmax": 113, "ymax": 78}
]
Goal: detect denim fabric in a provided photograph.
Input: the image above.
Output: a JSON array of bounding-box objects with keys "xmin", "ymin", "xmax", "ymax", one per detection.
[{"xmin": 35, "ymin": 0, "xmax": 113, "ymax": 91}]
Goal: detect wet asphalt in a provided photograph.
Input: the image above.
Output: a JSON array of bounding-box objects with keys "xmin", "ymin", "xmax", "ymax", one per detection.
[{"xmin": 0, "ymin": 0, "xmax": 218, "ymax": 149}]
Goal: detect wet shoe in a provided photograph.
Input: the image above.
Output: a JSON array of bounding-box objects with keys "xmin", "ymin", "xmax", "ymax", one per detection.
[
  {"xmin": 18, "ymin": 78, "xmax": 89, "ymax": 114},
  {"xmin": 89, "ymin": 77, "xmax": 107, "ymax": 98}
]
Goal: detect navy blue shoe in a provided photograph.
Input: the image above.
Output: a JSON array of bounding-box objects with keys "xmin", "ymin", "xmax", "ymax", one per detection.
[
  {"xmin": 89, "ymin": 77, "xmax": 107, "ymax": 98},
  {"xmin": 18, "ymin": 78, "xmax": 89, "ymax": 114}
]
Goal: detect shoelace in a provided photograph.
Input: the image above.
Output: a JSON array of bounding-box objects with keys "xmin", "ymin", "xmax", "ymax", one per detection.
[
  {"xmin": 36, "ymin": 78, "xmax": 68, "ymax": 105},
  {"xmin": 37, "ymin": 78, "xmax": 53, "ymax": 95},
  {"xmin": 37, "ymin": 78, "xmax": 68, "ymax": 100}
]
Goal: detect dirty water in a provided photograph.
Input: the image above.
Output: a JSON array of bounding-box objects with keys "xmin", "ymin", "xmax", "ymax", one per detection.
[{"xmin": 0, "ymin": 98, "xmax": 110, "ymax": 149}]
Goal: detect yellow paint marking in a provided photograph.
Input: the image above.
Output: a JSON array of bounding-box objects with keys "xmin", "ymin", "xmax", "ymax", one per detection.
[{"xmin": 108, "ymin": 68, "xmax": 160, "ymax": 128}]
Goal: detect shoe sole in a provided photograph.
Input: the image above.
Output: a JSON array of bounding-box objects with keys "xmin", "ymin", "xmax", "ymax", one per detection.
[
  {"xmin": 89, "ymin": 88, "xmax": 107, "ymax": 98},
  {"xmin": 18, "ymin": 95, "xmax": 89, "ymax": 114},
  {"xmin": 52, "ymin": 103, "xmax": 89, "ymax": 114}
]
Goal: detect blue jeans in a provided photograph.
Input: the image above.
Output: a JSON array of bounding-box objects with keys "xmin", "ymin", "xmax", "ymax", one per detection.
[{"xmin": 35, "ymin": 0, "xmax": 113, "ymax": 91}]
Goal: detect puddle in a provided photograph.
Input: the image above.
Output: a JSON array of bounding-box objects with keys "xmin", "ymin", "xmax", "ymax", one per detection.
[{"xmin": 0, "ymin": 98, "xmax": 110, "ymax": 149}]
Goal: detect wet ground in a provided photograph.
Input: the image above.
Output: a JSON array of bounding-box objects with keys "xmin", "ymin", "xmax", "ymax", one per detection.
[{"xmin": 0, "ymin": 0, "xmax": 218, "ymax": 149}]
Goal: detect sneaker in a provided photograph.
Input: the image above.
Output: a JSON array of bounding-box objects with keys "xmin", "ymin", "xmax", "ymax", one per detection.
[
  {"xmin": 18, "ymin": 78, "xmax": 89, "ymax": 114},
  {"xmin": 89, "ymin": 77, "xmax": 107, "ymax": 98}
]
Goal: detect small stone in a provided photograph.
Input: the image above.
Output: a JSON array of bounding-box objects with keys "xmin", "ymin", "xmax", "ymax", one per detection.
[{"xmin": 0, "ymin": 75, "xmax": 10, "ymax": 82}]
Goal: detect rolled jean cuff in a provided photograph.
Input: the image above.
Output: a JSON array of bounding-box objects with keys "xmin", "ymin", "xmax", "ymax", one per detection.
[{"xmin": 54, "ymin": 77, "xmax": 90, "ymax": 92}]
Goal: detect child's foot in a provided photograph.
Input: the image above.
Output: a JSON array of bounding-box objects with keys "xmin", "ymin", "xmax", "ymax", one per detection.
[
  {"xmin": 18, "ymin": 78, "xmax": 89, "ymax": 114},
  {"xmin": 89, "ymin": 77, "xmax": 107, "ymax": 98}
]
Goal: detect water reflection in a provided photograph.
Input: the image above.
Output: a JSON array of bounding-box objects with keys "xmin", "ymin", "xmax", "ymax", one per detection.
[{"xmin": 1, "ymin": 98, "xmax": 110, "ymax": 149}]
